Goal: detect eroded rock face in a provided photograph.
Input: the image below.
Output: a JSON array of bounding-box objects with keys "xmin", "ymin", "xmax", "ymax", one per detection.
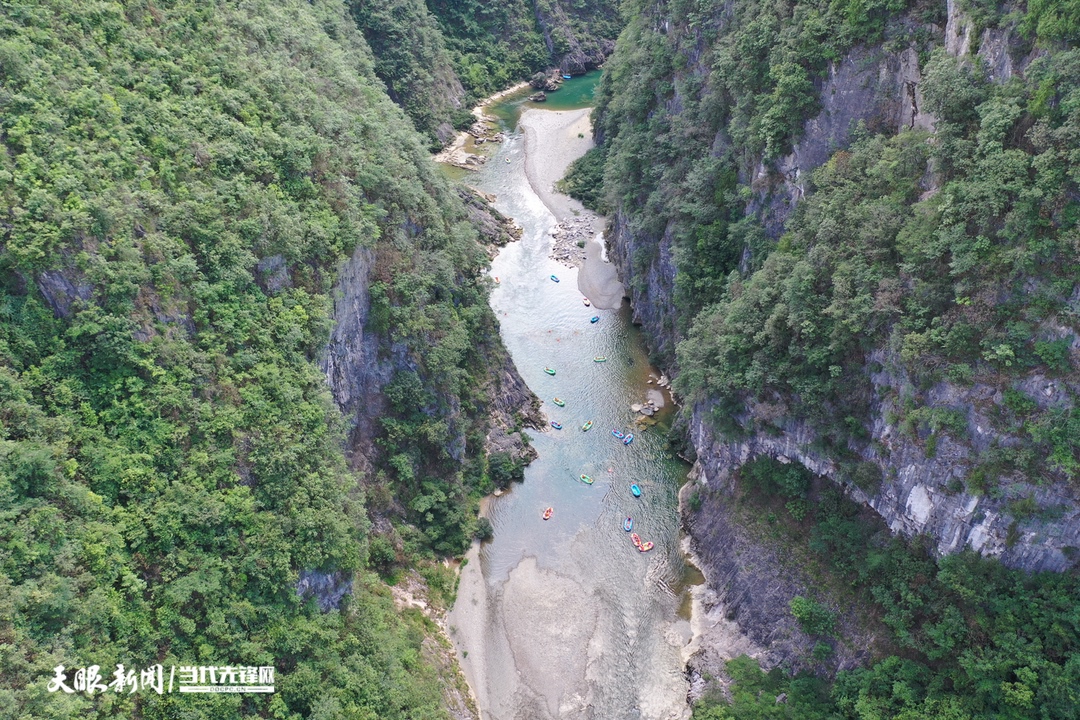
[
  {"xmin": 322, "ymin": 244, "xmax": 396, "ymax": 474},
  {"xmin": 686, "ymin": 345, "xmax": 1080, "ymax": 569},
  {"xmin": 321, "ymin": 217, "xmax": 539, "ymax": 476},
  {"xmin": 555, "ymin": 41, "xmax": 616, "ymax": 76},
  {"xmin": 35, "ymin": 268, "xmax": 94, "ymax": 319},
  {"xmin": 296, "ymin": 569, "xmax": 353, "ymax": 612},
  {"xmin": 604, "ymin": 3, "xmax": 1079, "ymax": 682},
  {"xmin": 945, "ymin": 0, "xmax": 973, "ymax": 57},
  {"xmin": 683, "ymin": 480, "xmax": 878, "ymax": 678},
  {"xmin": 255, "ymin": 254, "xmax": 291, "ymax": 295},
  {"xmin": 533, "ymin": 2, "xmax": 618, "ymax": 76},
  {"xmin": 608, "ymin": 211, "xmax": 681, "ymax": 367},
  {"xmin": 483, "ymin": 350, "xmax": 541, "ymax": 467},
  {"xmin": 457, "ymin": 187, "xmax": 522, "ymax": 255},
  {"xmin": 753, "ymin": 46, "xmax": 938, "ymax": 239}
]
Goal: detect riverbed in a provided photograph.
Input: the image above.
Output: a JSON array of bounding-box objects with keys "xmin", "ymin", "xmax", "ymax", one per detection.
[{"xmin": 446, "ymin": 79, "xmax": 695, "ymax": 720}]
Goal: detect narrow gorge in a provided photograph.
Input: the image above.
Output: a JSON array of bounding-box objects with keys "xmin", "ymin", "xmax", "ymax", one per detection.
[{"xmin": 3, "ymin": 0, "xmax": 1079, "ymax": 719}]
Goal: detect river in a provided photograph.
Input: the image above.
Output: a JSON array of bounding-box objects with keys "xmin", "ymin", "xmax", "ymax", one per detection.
[{"xmin": 447, "ymin": 76, "xmax": 696, "ymax": 720}]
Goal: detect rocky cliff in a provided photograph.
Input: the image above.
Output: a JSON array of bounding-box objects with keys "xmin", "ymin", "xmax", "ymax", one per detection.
[
  {"xmin": 323, "ymin": 244, "xmax": 396, "ymax": 474},
  {"xmin": 533, "ymin": 1, "xmax": 619, "ymax": 75},
  {"xmin": 686, "ymin": 346, "xmax": 1080, "ymax": 574},
  {"xmin": 595, "ymin": 0, "xmax": 1080, "ymax": 681},
  {"xmin": 323, "ymin": 200, "xmax": 539, "ymax": 479},
  {"xmin": 603, "ymin": 0, "xmax": 1079, "ymax": 571}
]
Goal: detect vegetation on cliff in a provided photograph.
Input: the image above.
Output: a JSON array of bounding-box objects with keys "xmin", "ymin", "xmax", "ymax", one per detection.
[
  {"xmin": 691, "ymin": 457, "xmax": 1080, "ymax": 719},
  {"xmin": 350, "ymin": 0, "xmax": 473, "ymax": 147},
  {"xmin": 590, "ymin": 0, "xmax": 1080, "ymax": 716},
  {"xmin": 0, "ymin": 0, "xmax": 515, "ymax": 716},
  {"xmin": 425, "ymin": 0, "xmax": 621, "ymax": 97},
  {"xmin": 592, "ymin": 0, "xmax": 951, "ymax": 335},
  {"xmin": 593, "ymin": 0, "xmax": 1080, "ymax": 483},
  {"xmin": 349, "ymin": 0, "xmax": 622, "ymax": 146}
]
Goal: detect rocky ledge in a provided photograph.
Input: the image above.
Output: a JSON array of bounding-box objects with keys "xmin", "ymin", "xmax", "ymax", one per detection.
[
  {"xmin": 458, "ymin": 187, "xmax": 522, "ymax": 257},
  {"xmin": 548, "ymin": 215, "xmax": 598, "ymax": 268},
  {"xmin": 433, "ymin": 112, "xmax": 506, "ymax": 170}
]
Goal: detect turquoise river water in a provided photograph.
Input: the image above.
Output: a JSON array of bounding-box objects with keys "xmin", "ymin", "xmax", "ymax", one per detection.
[{"xmin": 448, "ymin": 76, "xmax": 697, "ymax": 720}]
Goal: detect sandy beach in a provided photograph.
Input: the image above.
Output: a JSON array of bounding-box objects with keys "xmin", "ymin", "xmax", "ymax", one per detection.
[{"xmin": 518, "ymin": 108, "xmax": 625, "ymax": 310}]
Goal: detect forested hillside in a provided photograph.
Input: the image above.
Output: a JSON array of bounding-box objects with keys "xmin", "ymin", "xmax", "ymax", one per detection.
[
  {"xmin": 594, "ymin": 0, "xmax": 1080, "ymax": 531},
  {"xmin": 349, "ymin": 0, "xmax": 470, "ymax": 147},
  {"xmin": 349, "ymin": 0, "xmax": 622, "ymax": 147},
  {"xmin": 0, "ymin": 0, "xmax": 529, "ymax": 717},
  {"xmin": 584, "ymin": 0, "xmax": 1080, "ymax": 716}
]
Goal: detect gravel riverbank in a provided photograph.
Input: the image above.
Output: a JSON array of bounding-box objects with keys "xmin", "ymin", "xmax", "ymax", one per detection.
[{"xmin": 518, "ymin": 108, "xmax": 625, "ymax": 310}]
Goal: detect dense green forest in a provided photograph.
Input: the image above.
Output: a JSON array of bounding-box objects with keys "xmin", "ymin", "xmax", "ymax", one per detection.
[
  {"xmin": 424, "ymin": 0, "xmax": 621, "ymax": 96},
  {"xmin": 676, "ymin": 50, "xmax": 1080, "ymax": 483},
  {"xmin": 349, "ymin": 0, "xmax": 473, "ymax": 147},
  {"xmin": 689, "ymin": 458, "xmax": 1080, "ymax": 719},
  {"xmin": 349, "ymin": 0, "xmax": 622, "ymax": 147},
  {"xmin": 0, "ymin": 0, "xmax": 520, "ymax": 717},
  {"xmin": 583, "ymin": 0, "xmax": 1080, "ymax": 717}
]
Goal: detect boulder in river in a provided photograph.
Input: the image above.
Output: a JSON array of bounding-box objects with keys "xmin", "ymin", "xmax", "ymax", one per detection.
[{"xmin": 530, "ymin": 92, "xmax": 547, "ymax": 102}]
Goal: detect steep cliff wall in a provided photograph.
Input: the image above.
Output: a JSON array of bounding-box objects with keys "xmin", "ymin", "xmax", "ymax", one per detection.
[
  {"xmin": 601, "ymin": 0, "xmax": 1080, "ymax": 574},
  {"xmin": 594, "ymin": 0, "xmax": 1080, "ymax": 689},
  {"xmin": 687, "ymin": 352, "xmax": 1080, "ymax": 573},
  {"xmin": 323, "ymin": 199, "xmax": 539, "ymax": 491},
  {"xmin": 532, "ymin": 0, "xmax": 619, "ymax": 75},
  {"xmin": 755, "ymin": 45, "xmax": 937, "ymax": 239},
  {"xmin": 608, "ymin": 209, "xmax": 682, "ymax": 368},
  {"xmin": 323, "ymin": 245, "xmax": 396, "ymax": 473}
]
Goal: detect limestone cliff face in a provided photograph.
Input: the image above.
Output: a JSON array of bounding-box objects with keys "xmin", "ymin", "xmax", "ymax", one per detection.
[
  {"xmin": 599, "ymin": 0, "xmax": 1080, "ymax": 677},
  {"xmin": 608, "ymin": 210, "xmax": 681, "ymax": 368},
  {"xmin": 681, "ymin": 474, "xmax": 879, "ymax": 683},
  {"xmin": 756, "ymin": 46, "xmax": 936, "ymax": 238},
  {"xmin": 322, "ymin": 224, "xmax": 539, "ymax": 478},
  {"xmin": 532, "ymin": 0, "xmax": 619, "ymax": 75},
  {"xmin": 686, "ymin": 347, "xmax": 1080, "ymax": 573},
  {"xmin": 679, "ymin": 348, "xmax": 1080, "ymax": 677},
  {"xmin": 606, "ymin": 3, "xmax": 1080, "ymax": 575},
  {"xmin": 607, "ymin": 24, "xmax": 942, "ymax": 363},
  {"xmin": 322, "ymin": 244, "xmax": 396, "ymax": 474}
]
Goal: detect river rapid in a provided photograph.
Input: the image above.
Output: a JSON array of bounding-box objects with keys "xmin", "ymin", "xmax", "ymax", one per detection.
[{"xmin": 447, "ymin": 78, "xmax": 696, "ymax": 720}]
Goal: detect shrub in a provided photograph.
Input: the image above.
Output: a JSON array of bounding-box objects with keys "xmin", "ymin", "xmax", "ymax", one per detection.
[
  {"xmin": 475, "ymin": 516, "xmax": 495, "ymax": 541},
  {"xmin": 790, "ymin": 596, "xmax": 837, "ymax": 636}
]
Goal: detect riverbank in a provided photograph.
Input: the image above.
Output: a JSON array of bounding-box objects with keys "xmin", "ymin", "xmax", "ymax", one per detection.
[
  {"xmin": 445, "ymin": 87, "xmax": 693, "ymax": 719},
  {"xmin": 433, "ymin": 82, "xmax": 530, "ymax": 168},
  {"xmin": 518, "ymin": 108, "xmax": 625, "ymax": 310}
]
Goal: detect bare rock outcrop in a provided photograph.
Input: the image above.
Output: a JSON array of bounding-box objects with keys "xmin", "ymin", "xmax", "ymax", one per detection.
[
  {"xmin": 322, "ymin": 204, "xmax": 538, "ymax": 476},
  {"xmin": 296, "ymin": 569, "xmax": 353, "ymax": 612},
  {"xmin": 35, "ymin": 267, "xmax": 93, "ymax": 319},
  {"xmin": 685, "ymin": 344, "xmax": 1080, "ymax": 574}
]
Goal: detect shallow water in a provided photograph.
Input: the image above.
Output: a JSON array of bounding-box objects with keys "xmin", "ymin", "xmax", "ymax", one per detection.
[
  {"xmin": 489, "ymin": 70, "xmax": 603, "ymax": 128},
  {"xmin": 448, "ymin": 91, "xmax": 695, "ymax": 720}
]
